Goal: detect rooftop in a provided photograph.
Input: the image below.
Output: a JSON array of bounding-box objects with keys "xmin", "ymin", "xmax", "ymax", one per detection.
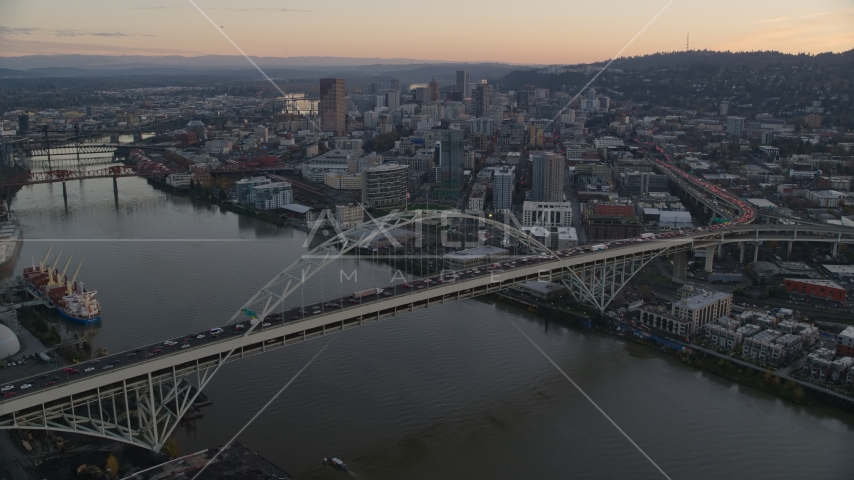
[
  {"xmin": 445, "ymin": 245, "xmax": 508, "ymax": 259},
  {"xmin": 520, "ymin": 281, "xmax": 565, "ymax": 294},
  {"xmin": 677, "ymin": 290, "xmax": 732, "ymax": 310},
  {"xmin": 747, "ymin": 198, "xmax": 777, "ymax": 208},
  {"xmin": 823, "ymin": 265, "xmax": 854, "ymax": 276},
  {"xmin": 784, "ymin": 278, "xmax": 844, "ymax": 290}
]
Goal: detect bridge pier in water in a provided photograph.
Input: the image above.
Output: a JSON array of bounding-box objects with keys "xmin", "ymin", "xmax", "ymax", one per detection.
[
  {"xmin": 113, "ymin": 176, "xmax": 119, "ymax": 206},
  {"xmin": 61, "ymin": 181, "xmax": 68, "ymax": 210}
]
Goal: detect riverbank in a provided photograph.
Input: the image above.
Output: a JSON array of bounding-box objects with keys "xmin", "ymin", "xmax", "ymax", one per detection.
[
  {"xmin": 147, "ymin": 178, "xmax": 286, "ymax": 226},
  {"xmin": 611, "ymin": 322, "xmax": 854, "ymax": 413},
  {"xmin": 488, "ymin": 290, "xmax": 854, "ymax": 413}
]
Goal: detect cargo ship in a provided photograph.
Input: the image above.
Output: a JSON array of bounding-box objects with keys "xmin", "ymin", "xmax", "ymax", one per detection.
[
  {"xmin": 22, "ymin": 246, "xmax": 102, "ymax": 325},
  {"xmin": 0, "ymin": 213, "xmax": 22, "ymax": 273}
]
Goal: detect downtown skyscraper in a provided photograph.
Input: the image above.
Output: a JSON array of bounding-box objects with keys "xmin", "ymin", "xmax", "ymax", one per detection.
[
  {"xmin": 319, "ymin": 78, "xmax": 345, "ymax": 136},
  {"xmin": 531, "ymin": 152, "xmax": 565, "ymax": 202},
  {"xmin": 474, "ymin": 80, "xmax": 492, "ymax": 118},
  {"xmin": 439, "ymin": 129, "xmax": 464, "ymax": 189},
  {"xmin": 456, "ymin": 70, "xmax": 470, "ymax": 97}
]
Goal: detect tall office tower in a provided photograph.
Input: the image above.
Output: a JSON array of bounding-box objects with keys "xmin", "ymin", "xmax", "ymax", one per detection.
[
  {"xmin": 369, "ymin": 82, "xmax": 381, "ymax": 94},
  {"xmin": 429, "ymin": 79, "xmax": 440, "ymax": 102},
  {"xmin": 440, "ymin": 129, "xmax": 465, "ymax": 189},
  {"xmin": 319, "ymin": 78, "xmax": 345, "ymax": 136},
  {"xmin": 531, "ymin": 152, "xmax": 565, "ymax": 202},
  {"xmin": 516, "ymin": 91, "xmax": 529, "ymax": 110},
  {"xmin": 18, "ymin": 114, "xmax": 29, "ymax": 135},
  {"xmin": 456, "ymin": 70, "xmax": 470, "ymax": 96},
  {"xmin": 390, "ymin": 79, "xmax": 401, "ymax": 92},
  {"xmin": 727, "ymin": 116, "xmax": 745, "ymax": 136},
  {"xmin": 474, "ymin": 81, "xmax": 492, "ymax": 118},
  {"xmin": 493, "ymin": 169, "xmax": 514, "ymax": 211},
  {"xmin": 587, "ymin": 87, "xmax": 596, "ymax": 102},
  {"xmin": 385, "ymin": 89, "xmax": 400, "ymax": 110}
]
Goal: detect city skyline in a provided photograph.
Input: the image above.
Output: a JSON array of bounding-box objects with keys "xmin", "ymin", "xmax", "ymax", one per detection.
[{"xmin": 0, "ymin": 0, "xmax": 852, "ymax": 64}]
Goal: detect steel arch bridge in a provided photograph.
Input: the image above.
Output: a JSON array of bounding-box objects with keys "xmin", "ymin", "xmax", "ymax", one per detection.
[
  {"xmin": 0, "ymin": 210, "xmax": 681, "ymax": 450},
  {"xmin": 1, "ymin": 212, "xmax": 853, "ymax": 451}
]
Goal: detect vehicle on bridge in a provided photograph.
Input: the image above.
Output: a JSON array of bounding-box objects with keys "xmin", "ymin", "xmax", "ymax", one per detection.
[{"xmin": 351, "ymin": 288, "xmax": 383, "ymax": 299}]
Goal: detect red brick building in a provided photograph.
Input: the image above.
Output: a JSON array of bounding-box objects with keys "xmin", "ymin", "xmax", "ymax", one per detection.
[{"xmin": 783, "ymin": 278, "xmax": 846, "ymax": 301}]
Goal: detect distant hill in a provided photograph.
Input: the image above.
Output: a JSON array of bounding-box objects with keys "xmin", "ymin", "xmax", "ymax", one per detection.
[
  {"xmin": 590, "ymin": 49, "xmax": 854, "ymax": 70},
  {"xmin": 0, "ymin": 54, "xmax": 456, "ymax": 70},
  {"xmin": 499, "ymin": 49, "xmax": 854, "ymax": 91},
  {"xmin": 0, "ymin": 55, "xmax": 528, "ymax": 83},
  {"xmin": 0, "ymin": 67, "xmax": 43, "ymax": 79}
]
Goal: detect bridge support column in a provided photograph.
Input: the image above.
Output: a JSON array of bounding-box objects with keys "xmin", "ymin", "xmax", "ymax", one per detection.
[
  {"xmin": 113, "ymin": 176, "xmax": 119, "ymax": 206},
  {"xmin": 832, "ymin": 243, "xmax": 838, "ymax": 256},
  {"xmin": 62, "ymin": 181, "xmax": 68, "ymax": 210},
  {"xmin": 672, "ymin": 252, "xmax": 687, "ymax": 284},
  {"xmin": 739, "ymin": 242, "xmax": 745, "ymax": 263},
  {"xmin": 754, "ymin": 243, "xmax": 759, "ymax": 263},
  {"xmin": 717, "ymin": 242, "xmax": 725, "ymax": 259},
  {"xmin": 787, "ymin": 241, "xmax": 793, "ymax": 260},
  {"xmin": 705, "ymin": 246, "xmax": 715, "ymax": 273}
]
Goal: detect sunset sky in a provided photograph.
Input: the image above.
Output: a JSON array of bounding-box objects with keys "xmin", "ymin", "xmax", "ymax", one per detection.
[{"xmin": 1, "ymin": 0, "xmax": 852, "ymax": 64}]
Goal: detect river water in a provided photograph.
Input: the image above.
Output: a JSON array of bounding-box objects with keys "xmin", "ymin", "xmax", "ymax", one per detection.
[{"xmin": 6, "ymin": 173, "xmax": 854, "ymax": 479}]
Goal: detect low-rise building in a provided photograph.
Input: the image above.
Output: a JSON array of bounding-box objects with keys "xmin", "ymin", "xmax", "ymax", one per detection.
[
  {"xmin": 639, "ymin": 287, "xmax": 733, "ymax": 336},
  {"xmin": 324, "ymin": 172, "xmax": 362, "ymax": 190},
  {"xmin": 514, "ymin": 281, "xmax": 566, "ymax": 300},
  {"xmin": 523, "ymin": 226, "xmax": 578, "ymax": 250},
  {"xmin": 468, "ymin": 190, "xmax": 485, "ymax": 211},
  {"xmin": 521, "ymin": 201, "xmax": 573, "ymax": 227},
  {"xmin": 638, "ymin": 306, "xmax": 692, "ymax": 336},
  {"xmin": 705, "ymin": 323, "xmax": 743, "ymax": 350},
  {"xmin": 742, "ymin": 329, "xmax": 785, "ymax": 364},
  {"xmin": 166, "ymin": 172, "xmax": 194, "ymax": 189},
  {"xmin": 783, "ymin": 278, "xmax": 846, "ymax": 302},
  {"xmin": 251, "ymin": 182, "xmax": 293, "ymax": 210},
  {"xmin": 236, "ymin": 176, "xmax": 271, "ymax": 205},
  {"xmin": 444, "ymin": 245, "xmax": 509, "ymax": 271},
  {"xmin": 777, "ymin": 320, "xmax": 819, "ymax": 345},
  {"xmin": 829, "ymin": 357, "xmax": 854, "ymax": 383},
  {"xmin": 806, "ymin": 190, "xmax": 845, "ymax": 208},
  {"xmin": 671, "ymin": 290, "xmax": 733, "ymax": 332},
  {"xmin": 837, "ymin": 326, "xmax": 854, "ymax": 357},
  {"xmin": 335, "ymin": 204, "xmax": 364, "ymax": 229}
]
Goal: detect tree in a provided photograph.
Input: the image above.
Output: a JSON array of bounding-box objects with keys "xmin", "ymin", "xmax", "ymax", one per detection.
[{"xmin": 105, "ymin": 454, "xmax": 119, "ymax": 475}]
